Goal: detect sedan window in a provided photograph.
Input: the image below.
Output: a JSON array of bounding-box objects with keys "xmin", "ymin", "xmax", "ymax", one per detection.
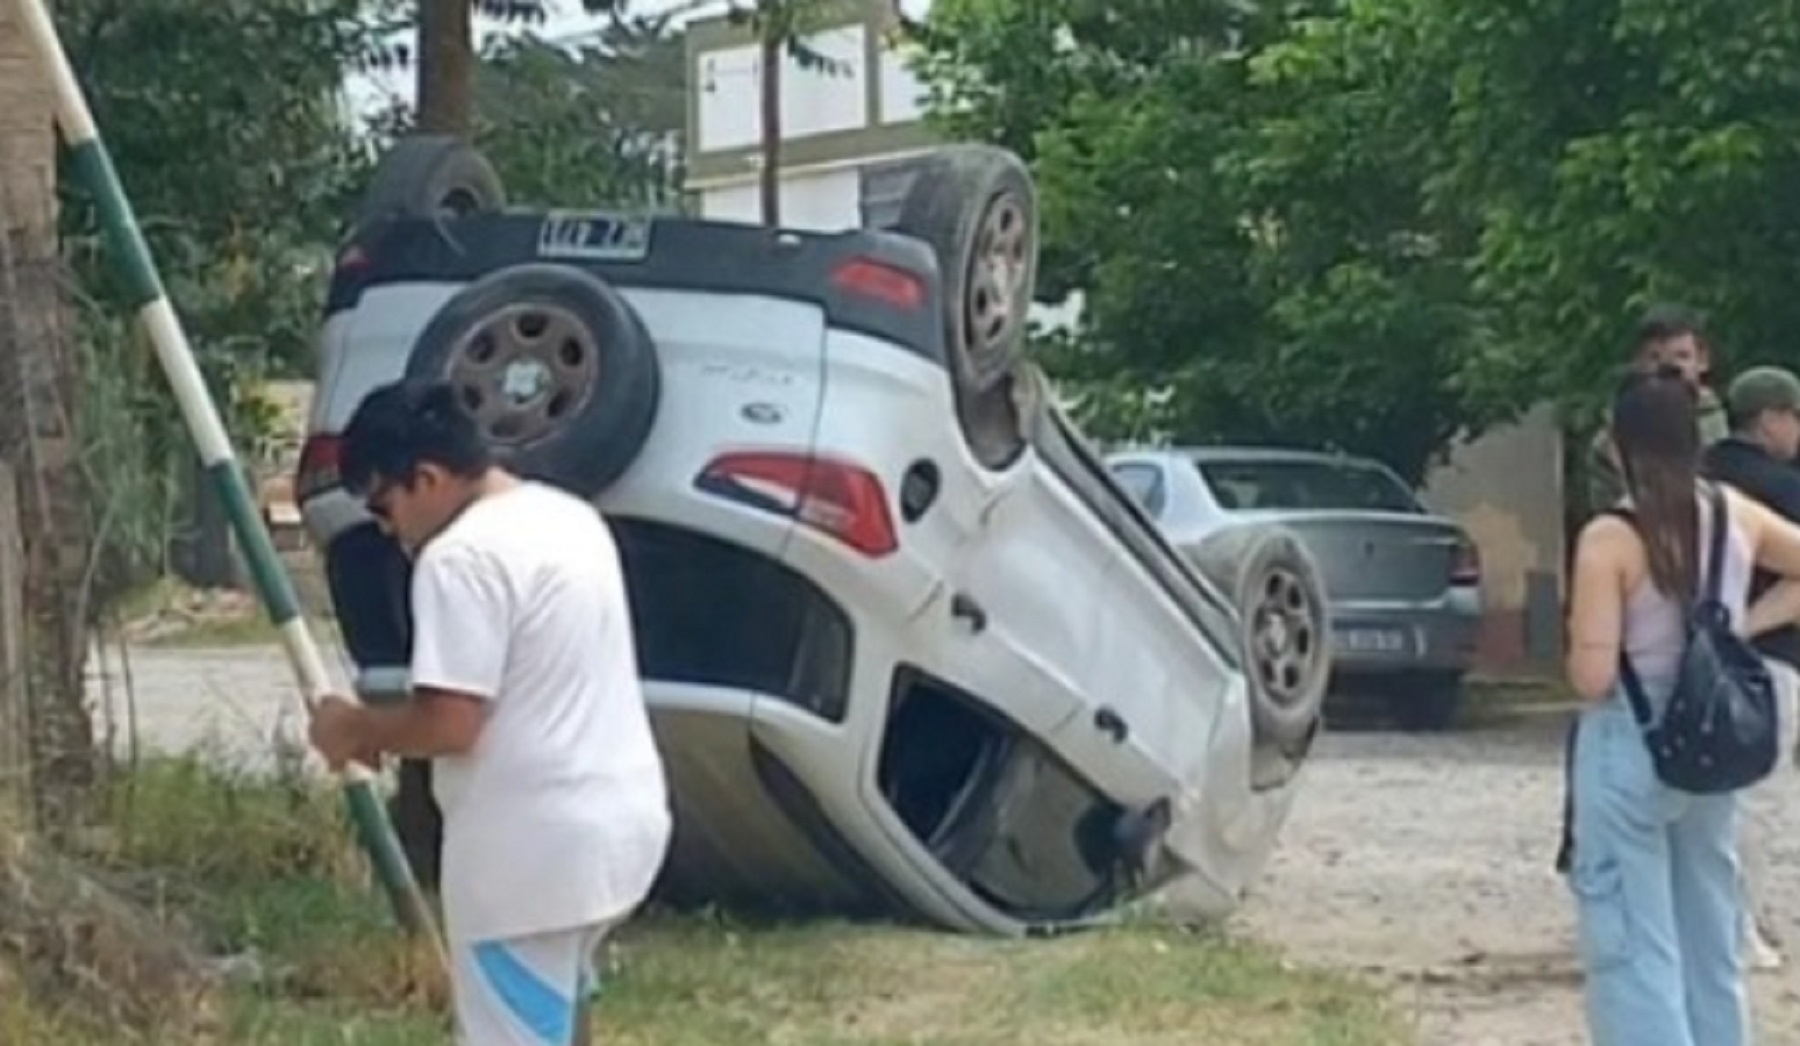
[
  {"xmin": 1194, "ymin": 457, "xmax": 1421, "ymax": 514},
  {"xmin": 1108, "ymin": 462, "xmax": 1167, "ymax": 517}
]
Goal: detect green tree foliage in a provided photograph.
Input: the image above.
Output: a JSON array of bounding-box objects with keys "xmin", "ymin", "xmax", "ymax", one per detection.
[
  {"xmin": 369, "ymin": 12, "xmax": 689, "ymax": 210},
  {"xmin": 382, "ymin": 0, "xmax": 629, "ymax": 133},
  {"xmin": 60, "ymin": 0, "xmax": 391, "ymax": 376},
  {"xmin": 57, "ymin": 0, "xmax": 688, "ymax": 603},
  {"xmin": 476, "ymin": 22, "xmax": 686, "ymax": 209},
  {"xmin": 54, "ymin": 0, "xmax": 396, "ymax": 601},
  {"xmin": 1350, "ymin": 0, "xmax": 1800, "ymax": 428},
  {"xmin": 913, "ymin": 0, "xmax": 1800, "ymax": 483}
]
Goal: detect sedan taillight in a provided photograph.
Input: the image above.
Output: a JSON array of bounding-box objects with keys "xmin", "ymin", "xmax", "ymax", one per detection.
[
  {"xmin": 296, "ymin": 434, "xmax": 343, "ymax": 502},
  {"xmin": 1450, "ymin": 539, "xmax": 1481, "ymax": 586}
]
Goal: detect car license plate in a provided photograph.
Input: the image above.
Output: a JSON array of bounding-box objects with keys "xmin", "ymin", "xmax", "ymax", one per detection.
[
  {"xmin": 536, "ymin": 211, "xmax": 653, "ymax": 261},
  {"xmin": 1335, "ymin": 626, "xmax": 1410, "ymax": 655}
]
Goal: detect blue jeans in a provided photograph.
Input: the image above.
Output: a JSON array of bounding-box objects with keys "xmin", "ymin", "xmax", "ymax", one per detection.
[{"xmin": 1568, "ymin": 700, "xmax": 1751, "ymax": 1046}]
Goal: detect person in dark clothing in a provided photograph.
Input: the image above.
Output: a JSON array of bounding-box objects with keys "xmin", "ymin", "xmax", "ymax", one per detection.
[
  {"xmin": 1706, "ymin": 368, "xmax": 1800, "ymax": 650},
  {"xmin": 1701, "ymin": 364, "xmax": 1800, "ymax": 972}
]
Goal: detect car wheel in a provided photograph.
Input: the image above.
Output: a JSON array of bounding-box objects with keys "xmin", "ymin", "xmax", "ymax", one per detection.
[
  {"xmin": 892, "ymin": 145, "xmax": 1038, "ymax": 395},
  {"xmin": 1190, "ymin": 524, "xmax": 1331, "ymax": 754},
  {"xmin": 353, "ymin": 134, "xmax": 507, "ymax": 228},
  {"xmin": 405, "ymin": 263, "xmax": 661, "ymax": 498},
  {"xmin": 1386, "ymin": 672, "xmax": 1465, "ymax": 732}
]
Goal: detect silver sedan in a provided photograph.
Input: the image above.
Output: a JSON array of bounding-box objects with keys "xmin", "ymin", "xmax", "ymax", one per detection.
[{"xmin": 1105, "ymin": 446, "xmax": 1483, "ymax": 730}]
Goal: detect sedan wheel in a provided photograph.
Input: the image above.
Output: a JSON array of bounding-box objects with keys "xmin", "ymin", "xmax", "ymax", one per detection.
[{"xmin": 1189, "ymin": 523, "xmax": 1331, "ymax": 757}]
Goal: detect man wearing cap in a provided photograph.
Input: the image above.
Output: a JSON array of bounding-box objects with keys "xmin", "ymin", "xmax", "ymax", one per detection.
[{"xmin": 1702, "ymin": 364, "xmax": 1800, "ymax": 973}]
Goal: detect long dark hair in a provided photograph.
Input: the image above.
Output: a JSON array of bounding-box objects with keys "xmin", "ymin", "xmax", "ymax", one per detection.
[{"xmin": 1610, "ymin": 365, "xmax": 1702, "ymax": 601}]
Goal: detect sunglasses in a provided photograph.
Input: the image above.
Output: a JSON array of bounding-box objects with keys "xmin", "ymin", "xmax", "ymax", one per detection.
[{"xmin": 358, "ymin": 477, "xmax": 402, "ymax": 523}]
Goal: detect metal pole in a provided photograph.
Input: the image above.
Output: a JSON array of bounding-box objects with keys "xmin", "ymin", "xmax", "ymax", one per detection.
[{"xmin": 8, "ymin": 0, "xmax": 448, "ymax": 969}]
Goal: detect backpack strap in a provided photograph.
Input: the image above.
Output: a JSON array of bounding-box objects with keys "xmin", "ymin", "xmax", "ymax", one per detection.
[
  {"xmin": 1553, "ymin": 716, "xmax": 1579, "ymax": 875},
  {"xmin": 1701, "ymin": 482, "xmax": 1729, "ymax": 605},
  {"xmin": 1617, "ymin": 646, "xmax": 1654, "ymax": 727},
  {"xmin": 1608, "ymin": 485, "xmax": 1731, "ymax": 727}
]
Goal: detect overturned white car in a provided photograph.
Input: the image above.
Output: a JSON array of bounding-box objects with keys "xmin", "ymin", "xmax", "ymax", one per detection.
[{"xmin": 296, "ymin": 136, "xmax": 1330, "ymax": 935}]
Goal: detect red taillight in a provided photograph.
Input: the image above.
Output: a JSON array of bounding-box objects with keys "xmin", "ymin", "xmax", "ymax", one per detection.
[
  {"xmin": 697, "ymin": 451, "xmax": 898, "ymax": 557},
  {"xmin": 296, "ymin": 434, "xmax": 343, "ymax": 501},
  {"xmin": 831, "ymin": 257, "xmax": 924, "ymax": 310},
  {"xmin": 335, "ymin": 244, "xmax": 373, "ymax": 273},
  {"xmin": 1451, "ymin": 540, "xmax": 1481, "ymax": 586}
]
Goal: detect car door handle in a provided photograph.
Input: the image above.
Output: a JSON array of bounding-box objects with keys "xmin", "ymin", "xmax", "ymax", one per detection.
[
  {"xmin": 950, "ymin": 592, "xmax": 987, "ymax": 632},
  {"xmin": 1094, "ymin": 706, "xmax": 1128, "ymax": 743}
]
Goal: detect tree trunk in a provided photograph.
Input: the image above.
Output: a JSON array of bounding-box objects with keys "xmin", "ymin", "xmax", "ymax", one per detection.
[
  {"xmin": 758, "ymin": 24, "xmax": 781, "ymax": 226},
  {"xmin": 0, "ymin": 0, "xmax": 96, "ymax": 838},
  {"xmin": 416, "ymin": 0, "xmax": 475, "ymax": 135},
  {"xmin": 0, "ymin": 461, "xmax": 26, "ymax": 825}
]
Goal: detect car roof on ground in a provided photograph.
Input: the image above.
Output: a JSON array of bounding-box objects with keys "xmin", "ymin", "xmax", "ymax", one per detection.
[{"xmin": 1112, "ymin": 445, "xmax": 1386, "ymax": 469}]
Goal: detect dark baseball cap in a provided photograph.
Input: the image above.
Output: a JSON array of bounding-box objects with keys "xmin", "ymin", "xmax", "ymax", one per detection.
[{"xmin": 1726, "ymin": 366, "xmax": 1800, "ymax": 426}]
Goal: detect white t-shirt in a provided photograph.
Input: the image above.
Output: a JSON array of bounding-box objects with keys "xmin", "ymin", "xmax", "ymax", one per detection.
[{"xmin": 408, "ymin": 479, "xmax": 671, "ymax": 944}]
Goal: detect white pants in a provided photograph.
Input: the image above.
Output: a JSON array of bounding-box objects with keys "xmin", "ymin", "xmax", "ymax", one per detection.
[
  {"xmin": 451, "ymin": 919, "xmax": 616, "ymax": 1046},
  {"xmin": 1742, "ymin": 658, "xmax": 1799, "ymax": 945}
]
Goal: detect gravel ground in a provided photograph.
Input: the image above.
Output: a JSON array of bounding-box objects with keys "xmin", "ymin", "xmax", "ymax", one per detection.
[
  {"xmin": 91, "ymin": 644, "xmax": 1800, "ymax": 1044},
  {"xmin": 1234, "ymin": 708, "xmax": 1800, "ymax": 1046}
]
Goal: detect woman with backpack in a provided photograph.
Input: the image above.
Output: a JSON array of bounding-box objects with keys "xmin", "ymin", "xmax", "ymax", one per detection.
[{"xmin": 1565, "ymin": 367, "xmax": 1800, "ymax": 1045}]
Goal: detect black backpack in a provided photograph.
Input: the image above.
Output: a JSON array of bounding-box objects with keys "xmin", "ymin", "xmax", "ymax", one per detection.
[{"xmin": 1610, "ymin": 485, "xmax": 1781, "ymax": 795}]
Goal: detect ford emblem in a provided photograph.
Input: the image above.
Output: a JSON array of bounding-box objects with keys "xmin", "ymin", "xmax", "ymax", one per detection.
[{"xmin": 742, "ymin": 402, "xmax": 784, "ymax": 424}]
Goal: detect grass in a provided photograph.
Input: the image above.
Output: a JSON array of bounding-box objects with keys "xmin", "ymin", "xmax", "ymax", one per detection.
[
  {"xmin": 1466, "ymin": 673, "xmax": 1579, "ymax": 708},
  {"xmin": 116, "ymin": 575, "xmax": 335, "ymax": 648},
  {"xmin": 4, "ymin": 756, "xmax": 1410, "ymax": 1045}
]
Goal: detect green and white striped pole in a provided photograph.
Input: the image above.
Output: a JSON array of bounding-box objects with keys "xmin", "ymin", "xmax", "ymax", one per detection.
[{"xmin": 11, "ymin": 0, "xmax": 448, "ymax": 969}]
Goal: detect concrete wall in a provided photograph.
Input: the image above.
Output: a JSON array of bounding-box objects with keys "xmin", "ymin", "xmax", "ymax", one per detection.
[
  {"xmin": 1420, "ymin": 403, "xmax": 1566, "ymax": 675},
  {"xmin": 685, "ymin": 0, "xmax": 936, "ymax": 191},
  {"xmin": 698, "ymin": 165, "xmax": 862, "ymax": 229},
  {"xmin": 694, "ymin": 22, "xmax": 873, "ymax": 154}
]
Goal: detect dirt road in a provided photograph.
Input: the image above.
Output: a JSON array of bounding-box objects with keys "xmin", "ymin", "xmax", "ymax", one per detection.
[
  {"xmin": 95, "ymin": 644, "xmax": 1800, "ymax": 1045},
  {"xmin": 1234, "ymin": 708, "xmax": 1800, "ymax": 1046}
]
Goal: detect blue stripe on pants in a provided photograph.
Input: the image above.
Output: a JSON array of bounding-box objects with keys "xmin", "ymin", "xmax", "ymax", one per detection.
[
  {"xmin": 472, "ymin": 941, "xmax": 575, "ymax": 1045},
  {"xmin": 1568, "ymin": 701, "xmax": 1750, "ymax": 1046}
]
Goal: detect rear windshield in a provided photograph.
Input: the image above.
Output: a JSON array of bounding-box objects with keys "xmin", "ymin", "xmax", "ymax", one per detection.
[{"xmin": 1194, "ymin": 457, "xmax": 1420, "ymax": 513}]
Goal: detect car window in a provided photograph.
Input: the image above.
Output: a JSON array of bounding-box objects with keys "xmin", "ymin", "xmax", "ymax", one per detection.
[
  {"xmin": 1108, "ymin": 462, "xmax": 1166, "ymax": 517},
  {"xmin": 1193, "ymin": 457, "xmax": 1420, "ymax": 513}
]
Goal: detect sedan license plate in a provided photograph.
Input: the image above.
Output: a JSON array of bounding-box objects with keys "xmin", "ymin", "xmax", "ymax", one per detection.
[
  {"xmin": 1334, "ymin": 626, "xmax": 1411, "ymax": 655},
  {"xmin": 536, "ymin": 211, "xmax": 653, "ymax": 262}
]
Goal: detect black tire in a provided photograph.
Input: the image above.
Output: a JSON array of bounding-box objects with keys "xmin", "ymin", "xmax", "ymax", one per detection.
[
  {"xmin": 1189, "ymin": 524, "xmax": 1331, "ymax": 752},
  {"xmin": 405, "ymin": 263, "xmax": 660, "ymax": 498},
  {"xmin": 355, "ymin": 134, "xmax": 506, "ymax": 228},
  {"xmin": 1386, "ymin": 672, "xmax": 1466, "ymax": 732},
  {"xmin": 892, "ymin": 145, "xmax": 1038, "ymax": 398}
]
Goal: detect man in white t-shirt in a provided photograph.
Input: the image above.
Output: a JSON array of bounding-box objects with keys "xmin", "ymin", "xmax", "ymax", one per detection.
[{"xmin": 307, "ymin": 378, "xmax": 671, "ymax": 1046}]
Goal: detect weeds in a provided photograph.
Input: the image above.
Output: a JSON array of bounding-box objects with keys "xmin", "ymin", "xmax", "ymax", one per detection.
[{"xmin": 7, "ymin": 754, "xmax": 1410, "ymax": 1045}]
